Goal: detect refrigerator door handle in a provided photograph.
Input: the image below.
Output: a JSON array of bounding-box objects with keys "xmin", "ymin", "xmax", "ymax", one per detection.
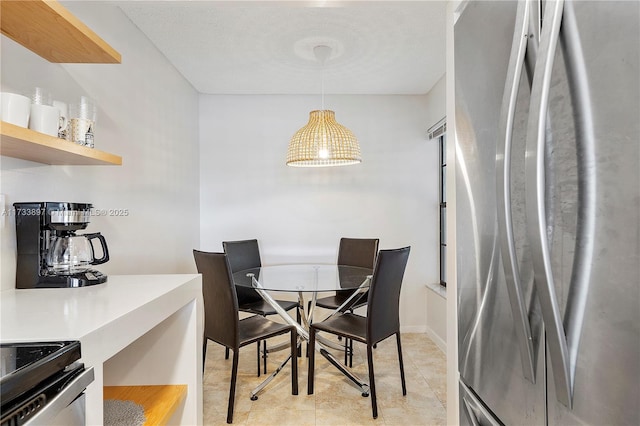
[
  {"xmin": 525, "ymin": 0, "xmax": 573, "ymax": 408},
  {"xmin": 558, "ymin": 0, "xmax": 596, "ymax": 396},
  {"xmin": 462, "ymin": 398, "xmax": 482, "ymax": 426},
  {"xmin": 460, "ymin": 380, "xmax": 503, "ymax": 426},
  {"xmin": 496, "ymin": 0, "xmax": 536, "ymax": 384}
]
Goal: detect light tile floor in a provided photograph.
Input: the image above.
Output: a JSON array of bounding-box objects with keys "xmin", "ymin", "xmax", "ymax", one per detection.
[{"xmin": 203, "ymin": 333, "xmax": 447, "ymax": 425}]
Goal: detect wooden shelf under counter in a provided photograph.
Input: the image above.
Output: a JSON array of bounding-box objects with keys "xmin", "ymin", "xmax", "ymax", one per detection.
[
  {"xmin": 1, "ymin": 122, "xmax": 122, "ymax": 165},
  {"xmin": 104, "ymin": 385, "xmax": 188, "ymax": 426},
  {"xmin": 0, "ymin": 0, "xmax": 121, "ymax": 63}
]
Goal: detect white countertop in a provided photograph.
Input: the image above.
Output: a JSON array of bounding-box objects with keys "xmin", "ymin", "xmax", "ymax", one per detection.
[
  {"xmin": 0, "ymin": 274, "xmax": 201, "ymax": 343},
  {"xmin": 0, "ymin": 274, "xmax": 204, "ymax": 425}
]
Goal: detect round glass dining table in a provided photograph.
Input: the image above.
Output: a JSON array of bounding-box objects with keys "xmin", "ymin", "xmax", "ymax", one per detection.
[
  {"xmin": 232, "ymin": 264, "xmax": 373, "ymax": 340},
  {"xmin": 232, "ymin": 264, "xmax": 373, "ymax": 293},
  {"xmin": 231, "ymin": 264, "xmax": 373, "ymax": 397}
]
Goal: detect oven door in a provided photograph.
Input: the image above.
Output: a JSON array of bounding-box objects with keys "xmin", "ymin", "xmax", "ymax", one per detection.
[
  {"xmin": 47, "ymin": 393, "xmax": 86, "ymax": 426},
  {"xmin": 24, "ymin": 367, "xmax": 94, "ymax": 426}
]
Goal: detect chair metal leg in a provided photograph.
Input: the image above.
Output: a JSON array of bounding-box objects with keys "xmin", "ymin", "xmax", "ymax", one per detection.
[
  {"xmin": 256, "ymin": 341, "xmax": 261, "ymax": 377},
  {"xmin": 344, "ymin": 338, "xmax": 349, "ymax": 365},
  {"xmin": 396, "ymin": 333, "xmax": 407, "ymax": 395},
  {"xmin": 291, "ymin": 328, "xmax": 299, "ymax": 395},
  {"xmin": 260, "ymin": 313, "xmax": 268, "ymax": 375},
  {"xmin": 342, "ymin": 338, "xmax": 353, "ymax": 367},
  {"xmin": 249, "ymin": 329, "xmax": 298, "ymax": 401},
  {"xmin": 307, "ymin": 327, "xmax": 316, "ymax": 395},
  {"xmin": 296, "ymin": 307, "xmax": 303, "ymax": 357},
  {"xmin": 263, "ymin": 340, "xmax": 268, "ymax": 374},
  {"xmin": 203, "ymin": 340, "xmax": 208, "ymax": 373},
  {"xmin": 227, "ymin": 350, "xmax": 239, "ymax": 424},
  {"xmin": 366, "ymin": 344, "xmax": 378, "ymax": 419}
]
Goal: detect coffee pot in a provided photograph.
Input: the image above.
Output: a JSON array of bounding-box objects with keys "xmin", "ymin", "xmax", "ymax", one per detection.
[
  {"xmin": 47, "ymin": 233, "xmax": 109, "ymax": 274},
  {"xmin": 14, "ymin": 202, "xmax": 109, "ymax": 288}
]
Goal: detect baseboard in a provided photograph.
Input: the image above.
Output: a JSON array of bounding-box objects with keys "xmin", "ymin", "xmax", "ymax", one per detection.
[
  {"xmin": 400, "ymin": 325, "xmax": 427, "ymax": 334},
  {"xmin": 425, "ymin": 327, "xmax": 447, "ymax": 354}
]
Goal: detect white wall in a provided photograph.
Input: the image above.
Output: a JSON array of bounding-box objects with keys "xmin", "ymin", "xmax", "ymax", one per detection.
[
  {"xmin": 199, "ymin": 94, "xmax": 439, "ymax": 331},
  {"xmin": 0, "ymin": 0, "xmax": 446, "ymax": 347},
  {"xmin": 426, "ymin": 288, "xmax": 447, "ymax": 350},
  {"xmin": 424, "ymin": 74, "xmax": 446, "ymax": 128},
  {"xmin": 423, "ymin": 74, "xmax": 448, "ymax": 350},
  {"xmin": 0, "ymin": 2, "xmax": 200, "ymax": 291}
]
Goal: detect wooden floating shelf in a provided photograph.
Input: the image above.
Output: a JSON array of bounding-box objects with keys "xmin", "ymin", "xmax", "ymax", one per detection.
[
  {"xmin": 1, "ymin": 122, "xmax": 122, "ymax": 166},
  {"xmin": 103, "ymin": 385, "xmax": 188, "ymax": 426},
  {"xmin": 0, "ymin": 0, "xmax": 121, "ymax": 63}
]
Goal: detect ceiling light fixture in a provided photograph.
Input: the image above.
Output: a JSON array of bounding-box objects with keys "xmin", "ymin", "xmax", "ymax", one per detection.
[{"xmin": 286, "ymin": 45, "xmax": 361, "ymax": 167}]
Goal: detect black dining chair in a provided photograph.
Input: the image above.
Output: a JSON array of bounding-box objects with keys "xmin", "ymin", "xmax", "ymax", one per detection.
[
  {"xmin": 307, "ymin": 246, "xmax": 410, "ymax": 419},
  {"xmin": 223, "ymin": 239, "xmax": 300, "ymax": 375},
  {"xmin": 313, "ymin": 238, "xmax": 379, "ymax": 366},
  {"xmin": 316, "ymin": 238, "xmax": 379, "ymax": 311},
  {"xmin": 193, "ymin": 250, "xmax": 298, "ymax": 424}
]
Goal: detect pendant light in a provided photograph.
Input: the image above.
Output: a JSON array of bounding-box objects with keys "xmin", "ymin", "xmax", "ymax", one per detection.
[{"xmin": 286, "ymin": 45, "xmax": 362, "ymax": 167}]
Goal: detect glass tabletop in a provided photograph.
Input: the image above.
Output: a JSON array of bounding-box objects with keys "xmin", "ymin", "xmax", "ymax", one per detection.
[{"xmin": 232, "ymin": 264, "xmax": 373, "ymax": 292}]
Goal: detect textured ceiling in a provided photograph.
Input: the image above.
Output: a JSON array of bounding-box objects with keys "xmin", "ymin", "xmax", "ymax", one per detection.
[{"xmin": 117, "ymin": 1, "xmax": 446, "ymax": 95}]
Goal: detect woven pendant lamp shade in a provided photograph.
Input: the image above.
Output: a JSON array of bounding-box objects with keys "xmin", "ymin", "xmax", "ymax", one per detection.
[{"xmin": 286, "ymin": 110, "xmax": 361, "ymax": 167}]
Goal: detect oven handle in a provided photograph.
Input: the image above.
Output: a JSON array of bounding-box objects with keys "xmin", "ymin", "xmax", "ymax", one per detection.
[{"xmin": 27, "ymin": 367, "xmax": 94, "ymax": 426}]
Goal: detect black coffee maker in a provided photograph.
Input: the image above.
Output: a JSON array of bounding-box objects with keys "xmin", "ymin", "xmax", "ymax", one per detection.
[{"xmin": 14, "ymin": 202, "xmax": 109, "ymax": 288}]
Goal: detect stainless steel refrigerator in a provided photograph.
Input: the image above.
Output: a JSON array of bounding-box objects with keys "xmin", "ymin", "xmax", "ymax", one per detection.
[{"xmin": 454, "ymin": 1, "xmax": 639, "ymax": 425}]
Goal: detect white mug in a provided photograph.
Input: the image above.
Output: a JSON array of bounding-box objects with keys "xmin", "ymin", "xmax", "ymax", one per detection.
[
  {"xmin": 1, "ymin": 92, "xmax": 31, "ymax": 127},
  {"xmin": 29, "ymin": 104, "xmax": 60, "ymax": 137},
  {"xmin": 53, "ymin": 100, "xmax": 69, "ymax": 139}
]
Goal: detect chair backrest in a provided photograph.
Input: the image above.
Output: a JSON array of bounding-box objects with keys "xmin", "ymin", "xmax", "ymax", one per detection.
[
  {"xmin": 222, "ymin": 239, "xmax": 262, "ymax": 272},
  {"xmin": 366, "ymin": 246, "xmax": 411, "ymax": 344},
  {"xmin": 222, "ymin": 239, "xmax": 263, "ymax": 304},
  {"xmin": 337, "ymin": 238, "xmax": 380, "ymax": 269},
  {"xmin": 193, "ymin": 250, "xmax": 239, "ymax": 349}
]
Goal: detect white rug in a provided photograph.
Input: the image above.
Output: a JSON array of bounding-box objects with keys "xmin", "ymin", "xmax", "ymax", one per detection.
[{"xmin": 103, "ymin": 399, "xmax": 146, "ymax": 426}]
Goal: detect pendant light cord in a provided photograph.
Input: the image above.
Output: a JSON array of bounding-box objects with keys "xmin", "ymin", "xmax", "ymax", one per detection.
[
  {"xmin": 313, "ymin": 45, "xmax": 331, "ymax": 112},
  {"xmin": 321, "ymin": 61, "xmax": 325, "ymax": 111}
]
